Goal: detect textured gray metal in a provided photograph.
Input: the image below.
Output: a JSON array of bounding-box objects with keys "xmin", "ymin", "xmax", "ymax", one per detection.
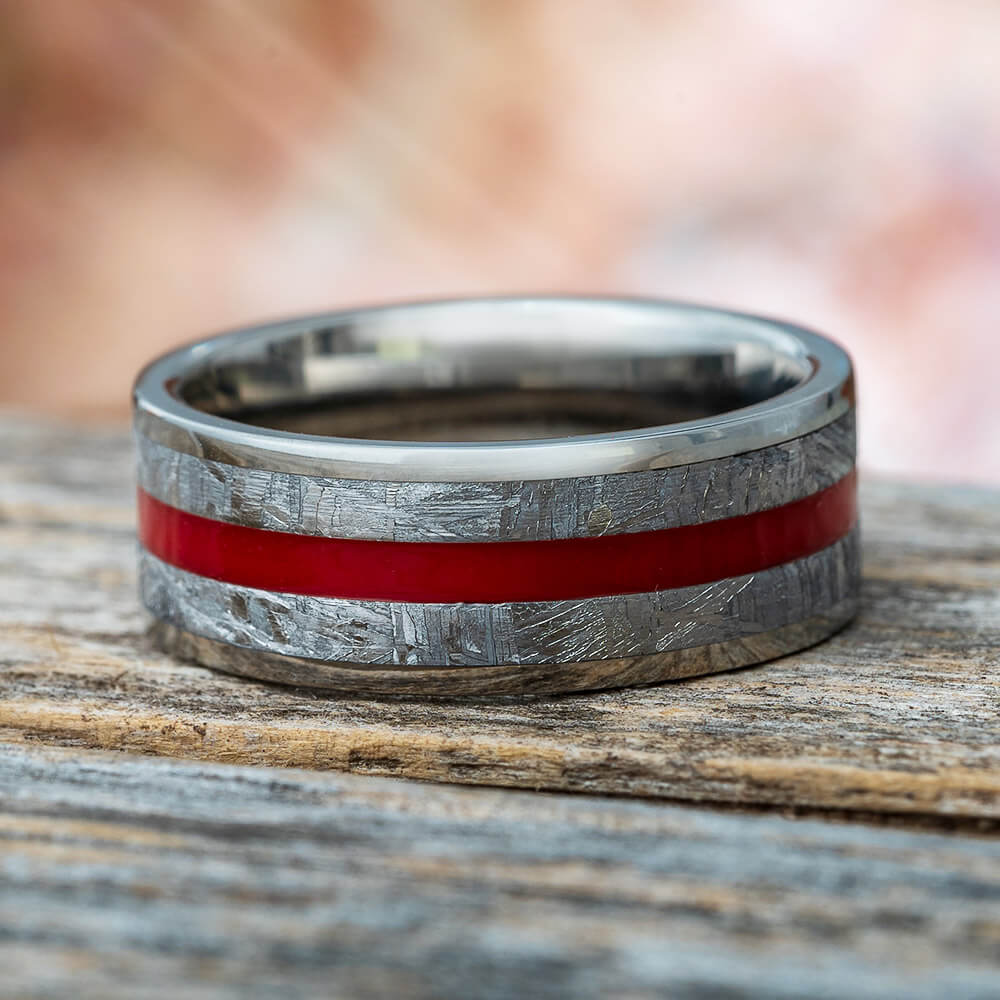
[
  {"xmin": 137, "ymin": 411, "xmax": 854, "ymax": 542},
  {"xmin": 139, "ymin": 528, "xmax": 859, "ymax": 667},
  {"xmin": 150, "ymin": 600, "xmax": 859, "ymax": 696}
]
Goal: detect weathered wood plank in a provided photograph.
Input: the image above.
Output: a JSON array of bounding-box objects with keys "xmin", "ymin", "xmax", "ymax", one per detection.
[
  {"xmin": 1, "ymin": 742, "xmax": 998, "ymax": 999},
  {"xmin": 1, "ymin": 415, "xmax": 998, "ymax": 819}
]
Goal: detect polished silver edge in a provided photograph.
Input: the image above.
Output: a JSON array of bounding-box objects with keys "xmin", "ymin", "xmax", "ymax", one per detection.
[
  {"xmin": 136, "ymin": 411, "xmax": 854, "ymax": 542},
  {"xmin": 150, "ymin": 597, "xmax": 859, "ymax": 696},
  {"xmin": 132, "ymin": 297, "xmax": 854, "ymax": 482},
  {"xmin": 138, "ymin": 527, "xmax": 860, "ymax": 667}
]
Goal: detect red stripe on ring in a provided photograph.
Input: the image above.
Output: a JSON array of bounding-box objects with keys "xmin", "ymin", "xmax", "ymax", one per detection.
[{"xmin": 138, "ymin": 469, "xmax": 857, "ymax": 603}]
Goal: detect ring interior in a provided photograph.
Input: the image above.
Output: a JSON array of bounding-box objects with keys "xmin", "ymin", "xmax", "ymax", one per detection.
[{"xmin": 178, "ymin": 302, "xmax": 814, "ymax": 442}]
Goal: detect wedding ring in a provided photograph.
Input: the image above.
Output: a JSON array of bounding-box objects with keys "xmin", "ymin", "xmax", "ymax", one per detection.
[{"xmin": 133, "ymin": 297, "xmax": 859, "ymax": 695}]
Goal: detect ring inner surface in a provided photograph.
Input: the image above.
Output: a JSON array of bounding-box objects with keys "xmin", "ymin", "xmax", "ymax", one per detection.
[{"xmin": 178, "ymin": 305, "xmax": 812, "ymax": 442}]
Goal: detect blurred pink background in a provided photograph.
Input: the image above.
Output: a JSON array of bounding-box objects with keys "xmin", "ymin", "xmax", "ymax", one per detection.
[{"xmin": 2, "ymin": 1, "xmax": 998, "ymax": 483}]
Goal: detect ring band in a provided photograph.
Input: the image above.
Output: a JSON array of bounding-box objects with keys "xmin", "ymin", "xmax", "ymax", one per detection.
[{"xmin": 133, "ymin": 296, "xmax": 859, "ymax": 695}]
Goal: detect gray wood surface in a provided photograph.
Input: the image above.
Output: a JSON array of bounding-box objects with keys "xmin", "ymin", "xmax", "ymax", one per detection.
[
  {"xmin": 2, "ymin": 741, "xmax": 999, "ymax": 999},
  {"xmin": 1, "ymin": 414, "xmax": 999, "ymax": 998},
  {"xmin": 1, "ymin": 416, "xmax": 998, "ymax": 821}
]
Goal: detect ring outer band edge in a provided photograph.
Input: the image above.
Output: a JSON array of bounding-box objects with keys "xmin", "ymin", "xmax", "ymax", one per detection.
[
  {"xmin": 148, "ymin": 598, "xmax": 860, "ymax": 697},
  {"xmin": 132, "ymin": 297, "xmax": 854, "ymax": 482}
]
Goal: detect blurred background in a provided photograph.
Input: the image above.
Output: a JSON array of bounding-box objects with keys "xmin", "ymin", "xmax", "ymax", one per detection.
[{"xmin": 1, "ymin": 0, "xmax": 998, "ymax": 483}]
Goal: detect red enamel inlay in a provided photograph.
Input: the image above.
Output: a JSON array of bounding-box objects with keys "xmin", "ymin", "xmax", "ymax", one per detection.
[{"xmin": 138, "ymin": 469, "xmax": 856, "ymax": 603}]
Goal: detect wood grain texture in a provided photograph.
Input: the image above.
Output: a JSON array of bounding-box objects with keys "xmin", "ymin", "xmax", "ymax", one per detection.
[
  {"xmin": 1, "ymin": 415, "xmax": 999, "ymax": 820},
  {"xmin": 2, "ymin": 741, "xmax": 999, "ymax": 999}
]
